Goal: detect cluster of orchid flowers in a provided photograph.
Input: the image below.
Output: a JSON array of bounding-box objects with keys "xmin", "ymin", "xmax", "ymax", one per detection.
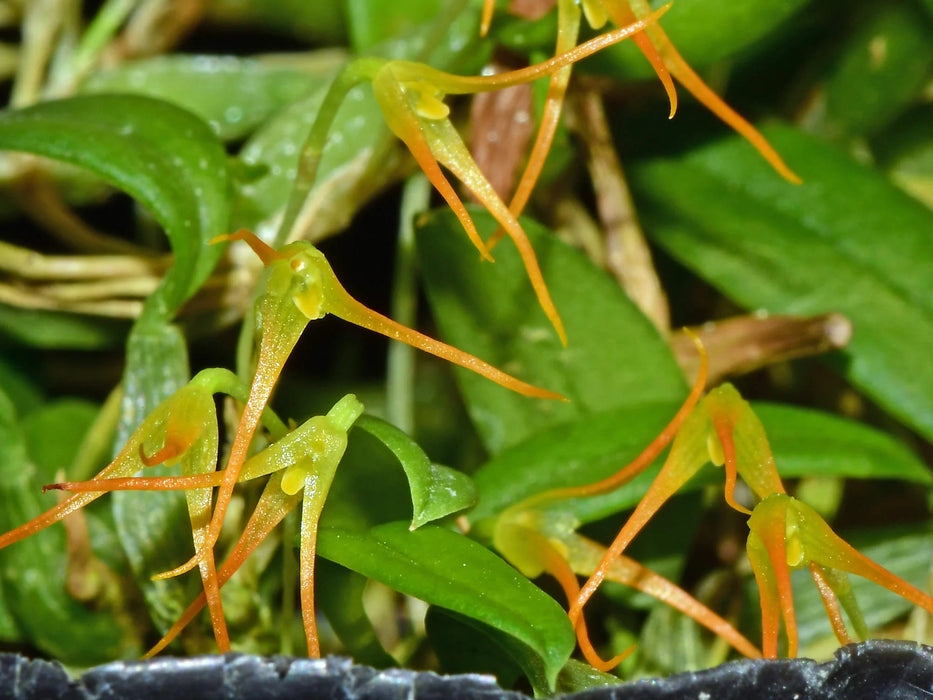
[{"xmin": 0, "ymin": 0, "xmax": 926, "ymax": 675}]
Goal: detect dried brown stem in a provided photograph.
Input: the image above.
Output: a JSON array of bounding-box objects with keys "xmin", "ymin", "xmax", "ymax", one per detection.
[
  {"xmin": 671, "ymin": 313, "xmax": 853, "ymax": 386},
  {"xmin": 569, "ymin": 88, "xmax": 669, "ymax": 333}
]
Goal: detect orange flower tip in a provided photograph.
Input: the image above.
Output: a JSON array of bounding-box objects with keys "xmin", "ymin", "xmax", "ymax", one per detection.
[
  {"xmin": 139, "ymin": 443, "xmax": 174, "ymax": 467},
  {"xmin": 211, "ymin": 229, "xmax": 287, "ymax": 266},
  {"xmin": 480, "ymin": 0, "xmax": 494, "ymax": 37},
  {"xmin": 41, "ymin": 482, "xmax": 65, "ymax": 493},
  {"xmin": 539, "ymin": 389, "xmax": 570, "ymax": 403}
]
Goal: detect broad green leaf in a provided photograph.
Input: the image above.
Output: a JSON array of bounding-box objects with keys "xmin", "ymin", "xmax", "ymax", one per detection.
[
  {"xmin": 315, "ymin": 558, "xmax": 396, "ymax": 668},
  {"xmin": 416, "ymin": 207, "xmax": 685, "ymax": 454},
  {"xmin": 346, "ymin": 0, "xmax": 448, "ymax": 52},
  {"xmin": 756, "ymin": 403, "xmax": 932, "ymax": 485},
  {"xmin": 83, "ymin": 54, "xmax": 340, "ymax": 141},
  {"xmin": 0, "ymin": 388, "xmax": 134, "ymax": 664},
  {"xmin": 355, "ymin": 415, "xmax": 477, "ymax": 529},
  {"xmin": 555, "ymin": 659, "xmax": 624, "ymax": 694},
  {"xmin": 631, "ymin": 124, "xmax": 933, "ymax": 443},
  {"xmin": 320, "ymin": 423, "xmax": 415, "ymax": 533},
  {"xmin": 470, "ymin": 399, "xmax": 930, "ymax": 525},
  {"xmin": 873, "ymin": 105, "xmax": 933, "ymax": 206},
  {"xmin": 318, "ymin": 521, "xmax": 576, "ymax": 690},
  {"xmin": 22, "ymin": 399, "xmax": 99, "ymax": 479},
  {"xmin": 805, "ymin": 1, "xmax": 933, "ymax": 138},
  {"xmin": 0, "ymin": 304, "xmax": 128, "ymax": 349},
  {"xmin": 0, "ymin": 95, "xmax": 230, "ymax": 316}
]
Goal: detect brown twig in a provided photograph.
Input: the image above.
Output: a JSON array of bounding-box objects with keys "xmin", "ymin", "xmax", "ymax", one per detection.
[
  {"xmin": 671, "ymin": 312, "xmax": 853, "ymax": 386},
  {"xmin": 569, "ymin": 88, "xmax": 670, "ymax": 334}
]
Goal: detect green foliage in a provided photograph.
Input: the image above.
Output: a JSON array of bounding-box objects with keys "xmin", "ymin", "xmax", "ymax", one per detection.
[{"xmin": 0, "ymin": 0, "xmax": 929, "ymax": 693}]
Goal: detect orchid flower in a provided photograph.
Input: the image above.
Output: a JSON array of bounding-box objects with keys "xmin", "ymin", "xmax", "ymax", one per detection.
[
  {"xmin": 281, "ymin": 6, "xmax": 670, "ymax": 346},
  {"xmin": 561, "ymin": 368, "xmax": 933, "ymax": 662},
  {"xmin": 479, "ymin": 0, "xmax": 800, "ymax": 229},
  {"xmin": 48, "ymin": 394, "xmax": 363, "ymax": 658},
  {"xmin": 0, "ymin": 368, "xmax": 287, "ymax": 654},
  {"xmin": 155, "ymin": 230, "xmax": 563, "ymax": 589}
]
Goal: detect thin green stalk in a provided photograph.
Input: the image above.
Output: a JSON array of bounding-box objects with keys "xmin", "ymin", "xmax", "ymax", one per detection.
[
  {"xmin": 64, "ymin": 0, "xmax": 137, "ymax": 87},
  {"xmin": 273, "ymin": 57, "xmax": 384, "ymax": 247},
  {"xmin": 386, "ymin": 174, "xmax": 430, "ymax": 434}
]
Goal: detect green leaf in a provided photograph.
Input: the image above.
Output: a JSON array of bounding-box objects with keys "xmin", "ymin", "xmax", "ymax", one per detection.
[
  {"xmin": 469, "ymin": 399, "xmax": 930, "ymax": 526},
  {"xmin": 632, "ymin": 124, "xmax": 933, "ymax": 443},
  {"xmin": 0, "ymin": 388, "xmax": 133, "ymax": 664},
  {"xmin": 315, "ymin": 558, "xmax": 396, "ymax": 668},
  {"xmin": 355, "ymin": 415, "xmax": 477, "ymax": 529},
  {"xmin": 318, "ymin": 520, "xmax": 575, "ymax": 690},
  {"xmin": 83, "ymin": 54, "xmax": 339, "ymax": 141},
  {"xmin": 756, "ymin": 403, "xmax": 932, "ymax": 484},
  {"xmin": 346, "ymin": 0, "xmax": 448, "ymax": 52},
  {"xmin": 555, "ymin": 659, "xmax": 624, "ymax": 695},
  {"xmin": 469, "ymin": 402, "xmax": 682, "ymax": 525},
  {"xmin": 0, "ymin": 94, "xmax": 230, "ymax": 315},
  {"xmin": 21, "ymin": 399, "xmax": 99, "ymax": 479},
  {"xmin": 0, "ymin": 304, "xmax": 128, "ymax": 349},
  {"xmin": 0, "ymin": 349, "xmax": 43, "ymax": 416},
  {"xmin": 416, "ymin": 207, "xmax": 685, "ymax": 454},
  {"xmin": 808, "ymin": 1, "xmax": 933, "ymax": 138}
]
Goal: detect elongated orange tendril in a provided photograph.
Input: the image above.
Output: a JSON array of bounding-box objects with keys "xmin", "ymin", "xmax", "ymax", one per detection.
[
  {"xmin": 145, "ymin": 472, "xmax": 301, "ymax": 658},
  {"xmin": 44, "ymin": 472, "xmax": 226, "ymax": 493},
  {"xmin": 610, "ymin": 3, "xmax": 678, "ymax": 118},
  {"xmin": 480, "ymin": 0, "xmax": 495, "ymax": 37},
  {"xmin": 411, "ymin": 6, "xmax": 670, "ymax": 97},
  {"xmin": 712, "ymin": 414, "xmax": 752, "ymax": 516},
  {"xmin": 541, "ymin": 539, "xmax": 636, "ymax": 671},
  {"xmin": 808, "ymin": 563, "xmax": 853, "ymax": 645},
  {"xmin": 623, "ymin": 0, "xmax": 801, "ymax": 183},
  {"xmin": 746, "ymin": 523, "xmax": 787, "ymax": 658},
  {"xmin": 487, "ymin": 0, "xmax": 583, "ymax": 253},
  {"xmin": 568, "ymin": 336, "xmax": 710, "ymax": 630},
  {"xmin": 528, "ymin": 330, "xmax": 706, "ymax": 512},
  {"xmin": 568, "ymin": 532, "xmax": 761, "ymax": 659}
]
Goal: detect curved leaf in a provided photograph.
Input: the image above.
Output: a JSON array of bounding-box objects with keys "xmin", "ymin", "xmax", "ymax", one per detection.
[
  {"xmin": 355, "ymin": 415, "xmax": 477, "ymax": 529},
  {"xmin": 318, "ymin": 521, "xmax": 575, "ymax": 690},
  {"xmin": 0, "ymin": 94, "xmax": 230, "ymax": 316},
  {"xmin": 416, "ymin": 207, "xmax": 686, "ymax": 453},
  {"xmin": 83, "ymin": 54, "xmax": 338, "ymax": 141},
  {"xmin": 632, "ymin": 124, "xmax": 933, "ymax": 443}
]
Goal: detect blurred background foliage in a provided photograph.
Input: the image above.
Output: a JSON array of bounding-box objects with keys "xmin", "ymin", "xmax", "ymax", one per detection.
[{"xmin": 0, "ymin": 0, "xmax": 930, "ymax": 694}]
